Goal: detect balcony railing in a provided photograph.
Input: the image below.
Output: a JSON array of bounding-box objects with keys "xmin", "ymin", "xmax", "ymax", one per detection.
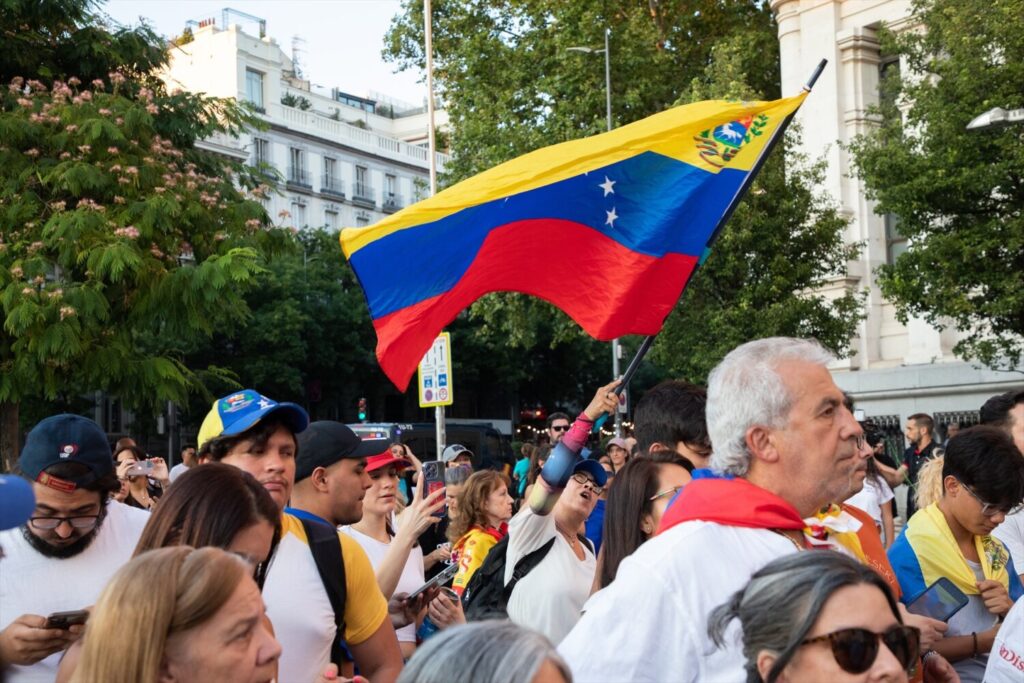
[
  {"xmin": 382, "ymin": 193, "xmax": 404, "ymax": 213},
  {"xmin": 287, "ymin": 166, "xmax": 311, "ymax": 189},
  {"xmin": 352, "ymin": 183, "xmax": 375, "ymax": 208},
  {"xmin": 321, "ymin": 173, "xmax": 345, "ymax": 198}
]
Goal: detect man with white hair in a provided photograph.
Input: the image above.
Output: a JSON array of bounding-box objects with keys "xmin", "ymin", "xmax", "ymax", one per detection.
[{"xmin": 559, "ymin": 337, "xmax": 867, "ymax": 682}]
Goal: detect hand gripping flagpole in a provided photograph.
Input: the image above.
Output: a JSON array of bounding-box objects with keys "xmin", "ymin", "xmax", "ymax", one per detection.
[{"xmin": 528, "ymin": 60, "xmax": 828, "ymax": 515}]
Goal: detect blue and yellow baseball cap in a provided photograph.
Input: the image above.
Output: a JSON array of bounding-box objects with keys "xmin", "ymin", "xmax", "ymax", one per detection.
[{"xmin": 198, "ymin": 390, "xmax": 309, "ymax": 449}]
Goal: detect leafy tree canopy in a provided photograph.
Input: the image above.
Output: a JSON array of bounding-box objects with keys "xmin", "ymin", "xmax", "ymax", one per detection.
[
  {"xmin": 848, "ymin": 0, "xmax": 1024, "ymax": 370},
  {"xmin": 0, "ymin": 0, "xmax": 283, "ymax": 468}
]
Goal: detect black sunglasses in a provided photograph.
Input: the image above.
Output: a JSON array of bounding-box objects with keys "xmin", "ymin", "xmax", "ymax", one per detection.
[
  {"xmin": 800, "ymin": 625, "xmax": 919, "ymax": 674},
  {"xmin": 550, "ymin": 425, "xmax": 570, "ymax": 432}
]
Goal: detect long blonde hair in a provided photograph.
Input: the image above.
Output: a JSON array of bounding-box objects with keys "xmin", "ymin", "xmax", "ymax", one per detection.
[
  {"xmin": 447, "ymin": 471, "xmax": 510, "ymax": 543},
  {"xmin": 71, "ymin": 546, "xmax": 249, "ymax": 683},
  {"xmin": 915, "ymin": 453, "xmax": 945, "ymax": 511}
]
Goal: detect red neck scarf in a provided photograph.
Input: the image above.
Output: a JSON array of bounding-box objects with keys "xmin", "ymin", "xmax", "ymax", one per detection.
[{"xmin": 658, "ymin": 478, "xmax": 805, "ymax": 535}]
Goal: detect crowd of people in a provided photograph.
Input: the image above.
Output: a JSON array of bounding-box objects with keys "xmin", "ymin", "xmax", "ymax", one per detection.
[{"xmin": 1, "ymin": 336, "xmax": 1023, "ymax": 683}]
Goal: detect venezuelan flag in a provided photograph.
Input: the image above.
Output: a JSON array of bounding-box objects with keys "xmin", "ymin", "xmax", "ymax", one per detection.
[{"xmin": 341, "ymin": 94, "xmax": 807, "ymax": 389}]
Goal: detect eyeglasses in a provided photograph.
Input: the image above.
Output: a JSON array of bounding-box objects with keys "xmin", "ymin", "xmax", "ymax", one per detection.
[
  {"xmin": 550, "ymin": 425, "xmax": 570, "ymax": 433},
  {"xmin": 958, "ymin": 479, "xmax": 1022, "ymax": 517},
  {"xmin": 570, "ymin": 472, "xmax": 604, "ymax": 495},
  {"xmin": 801, "ymin": 625, "xmax": 919, "ymax": 674},
  {"xmin": 650, "ymin": 486, "xmax": 684, "ymax": 503},
  {"xmin": 28, "ymin": 515, "xmax": 100, "ymax": 531}
]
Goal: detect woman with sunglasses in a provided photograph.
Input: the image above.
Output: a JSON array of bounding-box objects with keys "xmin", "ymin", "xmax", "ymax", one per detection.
[
  {"xmin": 595, "ymin": 450, "xmax": 693, "ymax": 591},
  {"xmin": 710, "ymin": 552, "xmax": 920, "ymax": 682}
]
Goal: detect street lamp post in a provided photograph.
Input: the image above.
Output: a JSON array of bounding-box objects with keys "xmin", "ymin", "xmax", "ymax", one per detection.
[{"xmin": 567, "ymin": 28, "xmax": 621, "ymax": 437}]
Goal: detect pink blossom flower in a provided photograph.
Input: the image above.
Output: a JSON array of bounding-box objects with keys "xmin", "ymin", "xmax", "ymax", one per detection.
[
  {"xmin": 113, "ymin": 195, "xmax": 126, "ymax": 204},
  {"xmin": 245, "ymin": 218, "xmax": 261, "ymax": 229},
  {"xmin": 21, "ymin": 287, "xmax": 34, "ymax": 296},
  {"xmin": 108, "ymin": 72, "xmax": 126, "ymax": 85},
  {"xmin": 33, "ymin": 275, "xmax": 45, "ymax": 285},
  {"xmin": 59, "ymin": 152, "xmax": 71, "ymax": 160},
  {"xmin": 110, "ymin": 164, "xmax": 121, "ymax": 172},
  {"xmin": 68, "ymin": 77, "xmax": 81, "ymax": 86},
  {"xmin": 150, "ymin": 245, "xmax": 164, "ymax": 258},
  {"xmin": 79, "ymin": 90, "xmax": 92, "ymax": 101},
  {"xmin": 11, "ymin": 266, "xmax": 23, "ymax": 278},
  {"xmin": 99, "ymin": 109, "xmax": 112, "ymax": 116},
  {"xmin": 118, "ymin": 177, "xmax": 130, "ymax": 185},
  {"xmin": 154, "ymin": 187, "xmax": 165, "ymax": 194},
  {"xmin": 278, "ymin": 210, "xmax": 291, "ymax": 219},
  {"xmin": 60, "ymin": 306, "xmax": 76, "ymax": 320},
  {"xmin": 66, "ymin": 124, "xmax": 78, "ymax": 133},
  {"xmin": 51, "ymin": 201, "xmax": 66, "ymax": 211},
  {"xmin": 26, "ymin": 80, "xmax": 46, "ymax": 92},
  {"xmin": 27, "ymin": 241, "xmax": 44, "ymax": 254},
  {"xmin": 114, "ymin": 226, "xmax": 140, "ymax": 239},
  {"xmin": 17, "ymin": 98, "xmax": 32, "ymax": 107},
  {"xmin": 78, "ymin": 145, "xmax": 91, "ymax": 154},
  {"xmin": 91, "ymin": 79, "xmax": 104, "ymax": 88},
  {"xmin": 146, "ymin": 104, "xmax": 158, "ymax": 114},
  {"xmin": 125, "ymin": 166, "xmax": 138, "ymax": 175},
  {"xmin": 106, "ymin": 146, "xmax": 118, "ymax": 154},
  {"xmin": 25, "ymin": 148, "xmax": 39, "ymax": 157}
]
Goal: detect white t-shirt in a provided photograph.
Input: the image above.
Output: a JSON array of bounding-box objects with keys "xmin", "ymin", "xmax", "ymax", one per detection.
[
  {"xmin": 944, "ymin": 560, "xmax": 997, "ymax": 683},
  {"xmin": 339, "ymin": 525, "xmax": 424, "ymax": 643},
  {"xmin": 558, "ymin": 522, "xmax": 796, "ymax": 683},
  {"xmin": 0, "ymin": 501, "xmax": 150, "ymax": 683},
  {"xmin": 994, "ymin": 510, "xmax": 1024, "ymax": 578},
  {"xmin": 505, "ymin": 507, "xmax": 595, "ymax": 645},
  {"xmin": 845, "ymin": 477, "xmax": 894, "ymax": 527},
  {"xmin": 168, "ymin": 462, "xmax": 189, "ymax": 483},
  {"xmin": 984, "ymin": 594, "xmax": 1024, "ymax": 682}
]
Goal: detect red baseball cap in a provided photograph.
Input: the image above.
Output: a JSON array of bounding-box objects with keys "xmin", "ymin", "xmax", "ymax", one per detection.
[{"xmin": 366, "ymin": 452, "xmax": 412, "ymax": 473}]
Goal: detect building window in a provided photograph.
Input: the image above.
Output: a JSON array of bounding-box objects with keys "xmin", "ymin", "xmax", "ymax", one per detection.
[
  {"xmin": 245, "ymin": 69, "xmax": 264, "ymax": 111},
  {"xmin": 290, "ymin": 201, "xmax": 307, "ymax": 230},
  {"xmin": 356, "ymin": 211, "xmax": 371, "ymax": 227},
  {"xmin": 289, "ymin": 148, "xmax": 308, "ymax": 186},
  {"xmin": 354, "ymin": 165, "xmax": 372, "ymax": 201},
  {"xmin": 252, "ymin": 137, "xmax": 270, "ymax": 167},
  {"xmin": 885, "ymin": 213, "xmax": 907, "ymax": 265},
  {"xmin": 325, "ymin": 209, "xmax": 339, "ymax": 230},
  {"xmin": 322, "ymin": 157, "xmax": 342, "ymax": 195}
]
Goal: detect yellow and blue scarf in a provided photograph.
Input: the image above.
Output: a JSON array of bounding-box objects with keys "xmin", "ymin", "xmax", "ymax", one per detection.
[{"xmin": 887, "ymin": 502, "xmax": 1023, "ymax": 603}]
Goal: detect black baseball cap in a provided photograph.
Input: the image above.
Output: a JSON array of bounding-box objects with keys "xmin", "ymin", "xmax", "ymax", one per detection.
[
  {"xmin": 19, "ymin": 414, "xmax": 114, "ymax": 492},
  {"xmin": 295, "ymin": 421, "xmax": 390, "ymax": 481}
]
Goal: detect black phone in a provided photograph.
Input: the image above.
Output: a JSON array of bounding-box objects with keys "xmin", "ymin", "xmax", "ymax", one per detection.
[
  {"xmin": 906, "ymin": 577, "xmax": 969, "ymax": 622},
  {"xmin": 407, "ymin": 562, "xmax": 458, "ymax": 600},
  {"xmin": 45, "ymin": 609, "xmax": 89, "ymax": 629},
  {"xmin": 422, "ymin": 460, "xmax": 446, "ymax": 518}
]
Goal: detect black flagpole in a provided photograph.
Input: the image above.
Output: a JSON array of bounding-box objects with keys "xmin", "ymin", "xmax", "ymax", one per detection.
[{"xmin": 596, "ymin": 59, "xmax": 828, "ymax": 428}]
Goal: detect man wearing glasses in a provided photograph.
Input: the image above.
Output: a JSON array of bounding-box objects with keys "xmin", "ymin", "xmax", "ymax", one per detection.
[
  {"xmin": 545, "ymin": 412, "xmax": 571, "ymax": 445},
  {"xmin": 0, "ymin": 414, "xmax": 149, "ymax": 681},
  {"xmin": 888, "ymin": 425, "xmax": 1024, "ymax": 682}
]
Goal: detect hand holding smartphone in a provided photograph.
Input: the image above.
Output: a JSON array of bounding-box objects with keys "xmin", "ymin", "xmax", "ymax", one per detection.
[
  {"xmin": 906, "ymin": 577, "xmax": 969, "ymax": 622},
  {"xmin": 45, "ymin": 609, "xmax": 89, "ymax": 630},
  {"xmin": 422, "ymin": 461, "xmax": 446, "ymax": 518}
]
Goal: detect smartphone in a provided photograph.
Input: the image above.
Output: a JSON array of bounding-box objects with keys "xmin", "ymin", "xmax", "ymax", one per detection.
[
  {"xmin": 407, "ymin": 562, "xmax": 458, "ymax": 600},
  {"xmin": 422, "ymin": 460, "xmax": 446, "ymax": 518},
  {"xmin": 125, "ymin": 460, "xmax": 155, "ymax": 477},
  {"xmin": 45, "ymin": 609, "xmax": 89, "ymax": 629},
  {"xmin": 906, "ymin": 577, "xmax": 969, "ymax": 622}
]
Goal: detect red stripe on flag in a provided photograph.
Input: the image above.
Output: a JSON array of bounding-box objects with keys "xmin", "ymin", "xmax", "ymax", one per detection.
[{"xmin": 370, "ymin": 218, "xmax": 698, "ymax": 389}]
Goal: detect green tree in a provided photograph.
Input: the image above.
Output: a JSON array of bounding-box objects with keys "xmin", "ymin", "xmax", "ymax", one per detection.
[
  {"xmin": 847, "ymin": 0, "xmax": 1024, "ymax": 370},
  {"xmin": 384, "ymin": 0, "xmax": 862, "ymax": 389},
  {"xmin": 0, "ymin": 0, "xmax": 280, "ymax": 469}
]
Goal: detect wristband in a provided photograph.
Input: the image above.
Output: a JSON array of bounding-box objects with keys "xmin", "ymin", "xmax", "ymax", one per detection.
[{"xmin": 971, "ymin": 631, "xmax": 978, "ymax": 657}]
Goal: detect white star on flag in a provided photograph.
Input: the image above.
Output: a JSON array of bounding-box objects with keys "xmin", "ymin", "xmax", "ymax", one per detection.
[
  {"xmin": 257, "ymin": 398, "xmax": 272, "ymax": 409},
  {"xmin": 599, "ymin": 176, "xmax": 616, "ymax": 196},
  {"xmin": 605, "ymin": 207, "xmax": 618, "ymax": 228}
]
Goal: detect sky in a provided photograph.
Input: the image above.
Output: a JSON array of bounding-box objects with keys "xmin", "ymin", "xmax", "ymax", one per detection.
[{"xmin": 101, "ymin": 0, "xmax": 428, "ymax": 106}]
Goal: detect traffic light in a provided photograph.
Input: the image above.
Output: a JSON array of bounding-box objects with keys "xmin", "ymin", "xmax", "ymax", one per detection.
[{"xmin": 358, "ymin": 397, "xmax": 367, "ymax": 422}]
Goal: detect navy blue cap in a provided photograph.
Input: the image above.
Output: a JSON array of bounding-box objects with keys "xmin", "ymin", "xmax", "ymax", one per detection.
[
  {"xmin": 296, "ymin": 421, "xmax": 388, "ymax": 481},
  {"xmin": 573, "ymin": 458, "xmax": 609, "ymax": 488},
  {"xmin": 19, "ymin": 414, "xmax": 114, "ymax": 491}
]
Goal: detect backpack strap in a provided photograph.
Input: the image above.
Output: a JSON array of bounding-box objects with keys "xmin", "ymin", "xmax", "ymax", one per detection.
[
  {"xmin": 300, "ymin": 517, "xmax": 350, "ymax": 665},
  {"xmin": 504, "ymin": 536, "xmax": 557, "ymax": 599}
]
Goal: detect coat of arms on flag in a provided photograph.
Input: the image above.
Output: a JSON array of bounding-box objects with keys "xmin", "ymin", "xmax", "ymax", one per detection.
[{"xmin": 695, "ymin": 113, "xmax": 769, "ymax": 168}]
